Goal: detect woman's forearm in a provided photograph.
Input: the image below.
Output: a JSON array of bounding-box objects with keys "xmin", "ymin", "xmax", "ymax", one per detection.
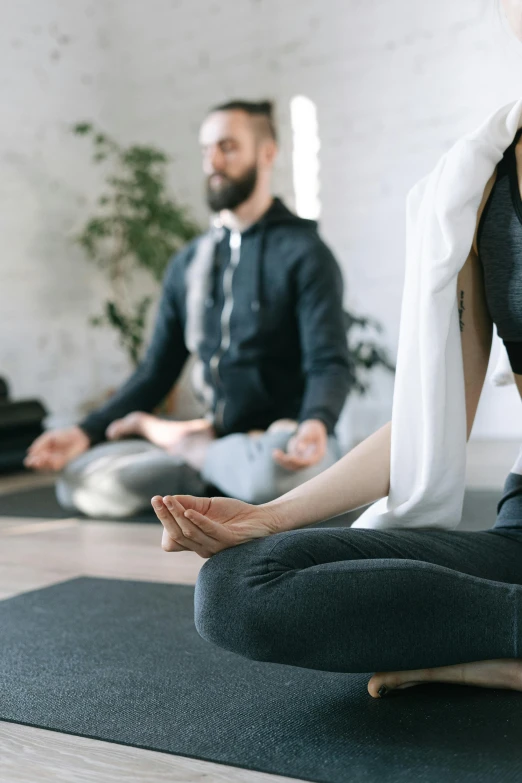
[{"xmin": 263, "ymin": 421, "xmax": 391, "ymax": 531}]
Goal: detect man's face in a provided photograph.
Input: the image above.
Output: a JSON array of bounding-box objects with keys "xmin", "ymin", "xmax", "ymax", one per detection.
[{"xmin": 199, "ymin": 110, "xmax": 260, "ymax": 211}]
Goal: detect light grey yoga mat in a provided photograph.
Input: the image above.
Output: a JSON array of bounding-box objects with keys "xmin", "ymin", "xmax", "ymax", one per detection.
[
  {"xmin": 0, "ymin": 485, "xmax": 157, "ymax": 523},
  {"xmin": 0, "ymin": 483, "xmax": 501, "ymax": 531}
]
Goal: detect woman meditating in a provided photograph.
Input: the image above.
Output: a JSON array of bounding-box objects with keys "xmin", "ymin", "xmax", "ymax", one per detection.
[{"xmin": 151, "ymin": 0, "xmax": 522, "ymax": 698}]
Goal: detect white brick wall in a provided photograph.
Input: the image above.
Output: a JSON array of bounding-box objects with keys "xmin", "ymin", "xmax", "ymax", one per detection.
[{"xmin": 1, "ymin": 0, "xmax": 521, "ymax": 437}]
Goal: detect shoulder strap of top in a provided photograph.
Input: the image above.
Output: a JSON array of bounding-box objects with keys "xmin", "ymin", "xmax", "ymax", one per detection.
[
  {"xmin": 498, "ymin": 128, "xmax": 522, "ymax": 179},
  {"xmin": 476, "ymin": 129, "xmax": 522, "ymax": 253}
]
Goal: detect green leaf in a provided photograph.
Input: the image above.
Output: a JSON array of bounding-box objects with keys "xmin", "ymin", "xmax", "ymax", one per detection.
[
  {"xmin": 72, "ymin": 122, "xmax": 92, "ymax": 135},
  {"xmin": 70, "ymin": 121, "xmax": 202, "ymax": 365}
]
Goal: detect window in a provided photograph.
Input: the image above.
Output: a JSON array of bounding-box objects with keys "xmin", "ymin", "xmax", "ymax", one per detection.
[{"xmin": 290, "ymin": 96, "xmax": 321, "ymax": 220}]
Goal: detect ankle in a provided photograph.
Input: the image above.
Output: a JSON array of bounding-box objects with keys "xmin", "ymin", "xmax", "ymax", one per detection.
[{"xmin": 185, "ymin": 418, "xmax": 215, "ymax": 435}]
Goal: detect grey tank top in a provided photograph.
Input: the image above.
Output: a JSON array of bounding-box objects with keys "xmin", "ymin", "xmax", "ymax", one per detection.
[{"xmin": 477, "ymin": 128, "xmax": 522, "ymax": 375}]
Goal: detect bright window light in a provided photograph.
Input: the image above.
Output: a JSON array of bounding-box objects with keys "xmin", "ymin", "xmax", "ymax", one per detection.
[{"xmin": 290, "ymin": 95, "xmax": 321, "ymax": 220}]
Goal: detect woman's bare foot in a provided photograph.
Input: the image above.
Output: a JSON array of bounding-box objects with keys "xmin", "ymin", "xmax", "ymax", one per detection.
[{"xmin": 368, "ymin": 659, "xmax": 522, "ymax": 698}]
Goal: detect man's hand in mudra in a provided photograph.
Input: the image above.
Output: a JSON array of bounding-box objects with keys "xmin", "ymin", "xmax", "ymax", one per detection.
[{"xmin": 272, "ymin": 418, "xmax": 328, "ymax": 471}]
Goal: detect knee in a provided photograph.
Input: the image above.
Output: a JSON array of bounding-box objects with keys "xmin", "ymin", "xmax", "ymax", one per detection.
[
  {"xmin": 55, "ymin": 458, "xmax": 86, "ymax": 512},
  {"xmin": 240, "ymin": 435, "xmax": 340, "ymax": 505},
  {"xmin": 55, "ymin": 456, "xmax": 144, "ymax": 519},
  {"xmin": 194, "ymin": 540, "xmax": 282, "ymax": 662},
  {"xmin": 239, "ymin": 449, "xmax": 282, "ymax": 505}
]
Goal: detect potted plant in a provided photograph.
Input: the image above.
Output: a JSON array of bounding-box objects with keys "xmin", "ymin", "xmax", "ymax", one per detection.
[{"xmin": 72, "ymin": 123, "xmax": 200, "ymax": 368}]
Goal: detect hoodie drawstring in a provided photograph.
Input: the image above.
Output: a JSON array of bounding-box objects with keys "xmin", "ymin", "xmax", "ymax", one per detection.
[
  {"xmin": 204, "ymin": 226, "xmax": 224, "ymax": 309},
  {"xmin": 251, "ymin": 226, "xmax": 266, "ymax": 313}
]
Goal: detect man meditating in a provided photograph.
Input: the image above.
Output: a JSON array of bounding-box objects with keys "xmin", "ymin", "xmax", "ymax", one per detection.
[{"xmin": 25, "ymin": 99, "xmax": 352, "ymax": 518}]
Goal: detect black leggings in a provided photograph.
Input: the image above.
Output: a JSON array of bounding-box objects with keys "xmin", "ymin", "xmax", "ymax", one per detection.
[{"xmin": 195, "ymin": 526, "xmax": 522, "ymax": 673}]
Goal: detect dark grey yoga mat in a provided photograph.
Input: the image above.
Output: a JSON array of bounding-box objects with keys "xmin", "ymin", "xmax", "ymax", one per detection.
[
  {"xmin": 0, "ymin": 483, "xmax": 502, "ymax": 531},
  {"xmin": 1, "ymin": 577, "xmax": 521, "ymax": 783}
]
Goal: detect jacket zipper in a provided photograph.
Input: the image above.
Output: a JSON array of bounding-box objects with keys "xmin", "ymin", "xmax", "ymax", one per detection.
[{"xmin": 210, "ymin": 229, "xmax": 242, "ymax": 429}]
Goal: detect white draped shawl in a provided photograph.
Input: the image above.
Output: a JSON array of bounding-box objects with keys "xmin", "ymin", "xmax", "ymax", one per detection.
[{"xmin": 352, "ymin": 99, "xmax": 522, "ymax": 530}]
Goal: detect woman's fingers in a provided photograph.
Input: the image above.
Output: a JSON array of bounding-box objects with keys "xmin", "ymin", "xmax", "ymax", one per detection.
[
  {"xmin": 163, "ymin": 496, "xmax": 231, "ymax": 549},
  {"xmin": 153, "ymin": 494, "xmax": 265, "ymax": 557},
  {"xmin": 152, "ymin": 496, "xmax": 218, "ymax": 558},
  {"xmin": 173, "ymin": 494, "xmax": 212, "ymax": 515},
  {"xmin": 162, "ymin": 495, "xmax": 195, "ymax": 531},
  {"xmin": 161, "ymin": 527, "xmax": 186, "ymax": 552},
  {"xmin": 152, "ymin": 496, "xmax": 188, "ymax": 544},
  {"xmin": 183, "ymin": 508, "xmax": 236, "ymax": 543}
]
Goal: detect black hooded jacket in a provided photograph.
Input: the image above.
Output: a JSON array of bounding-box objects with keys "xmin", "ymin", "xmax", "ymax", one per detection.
[{"xmin": 80, "ymin": 198, "xmax": 353, "ymax": 442}]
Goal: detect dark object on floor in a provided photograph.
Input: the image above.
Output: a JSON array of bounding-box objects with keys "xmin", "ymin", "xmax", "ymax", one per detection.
[
  {"xmin": 0, "ymin": 485, "xmax": 157, "ymax": 523},
  {"xmin": 0, "ymin": 377, "xmax": 47, "ymax": 472},
  {"xmin": 1, "ymin": 577, "xmax": 521, "ymax": 783},
  {"xmin": 0, "ymin": 377, "xmax": 9, "ymax": 402}
]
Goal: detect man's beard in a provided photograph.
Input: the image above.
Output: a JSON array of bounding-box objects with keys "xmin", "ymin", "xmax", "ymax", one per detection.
[{"xmin": 206, "ymin": 165, "xmax": 258, "ymax": 212}]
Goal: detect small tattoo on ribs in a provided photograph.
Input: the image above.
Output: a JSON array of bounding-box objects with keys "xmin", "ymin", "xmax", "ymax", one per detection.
[{"xmin": 458, "ymin": 290, "xmax": 465, "ymax": 332}]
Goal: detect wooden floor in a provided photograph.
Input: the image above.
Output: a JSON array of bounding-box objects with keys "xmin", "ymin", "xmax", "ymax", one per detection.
[{"xmin": 0, "ymin": 471, "xmax": 303, "ymax": 783}]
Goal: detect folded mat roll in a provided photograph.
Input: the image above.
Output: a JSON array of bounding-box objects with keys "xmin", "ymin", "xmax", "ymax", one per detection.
[{"xmin": 0, "ymin": 399, "xmax": 46, "ymax": 472}]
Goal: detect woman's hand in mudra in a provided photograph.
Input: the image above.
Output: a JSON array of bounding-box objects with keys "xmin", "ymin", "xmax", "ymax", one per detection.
[{"xmin": 151, "ymin": 494, "xmax": 280, "ymax": 559}]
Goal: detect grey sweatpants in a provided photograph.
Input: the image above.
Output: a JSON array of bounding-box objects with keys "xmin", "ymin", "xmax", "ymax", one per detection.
[{"xmin": 56, "ymin": 431, "xmax": 341, "ymax": 518}]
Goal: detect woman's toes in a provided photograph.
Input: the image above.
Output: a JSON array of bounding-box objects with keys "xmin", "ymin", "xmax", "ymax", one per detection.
[
  {"xmin": 368, "ymin": 660, "xmax": 522, "ymax": 698},
  {"xmin": 368, "ymin": 672, "xmax": 401, "ymax": 698},
  {"xmin": 368, "ymin": 670, "xmax": 428, "ymax": 698}
]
